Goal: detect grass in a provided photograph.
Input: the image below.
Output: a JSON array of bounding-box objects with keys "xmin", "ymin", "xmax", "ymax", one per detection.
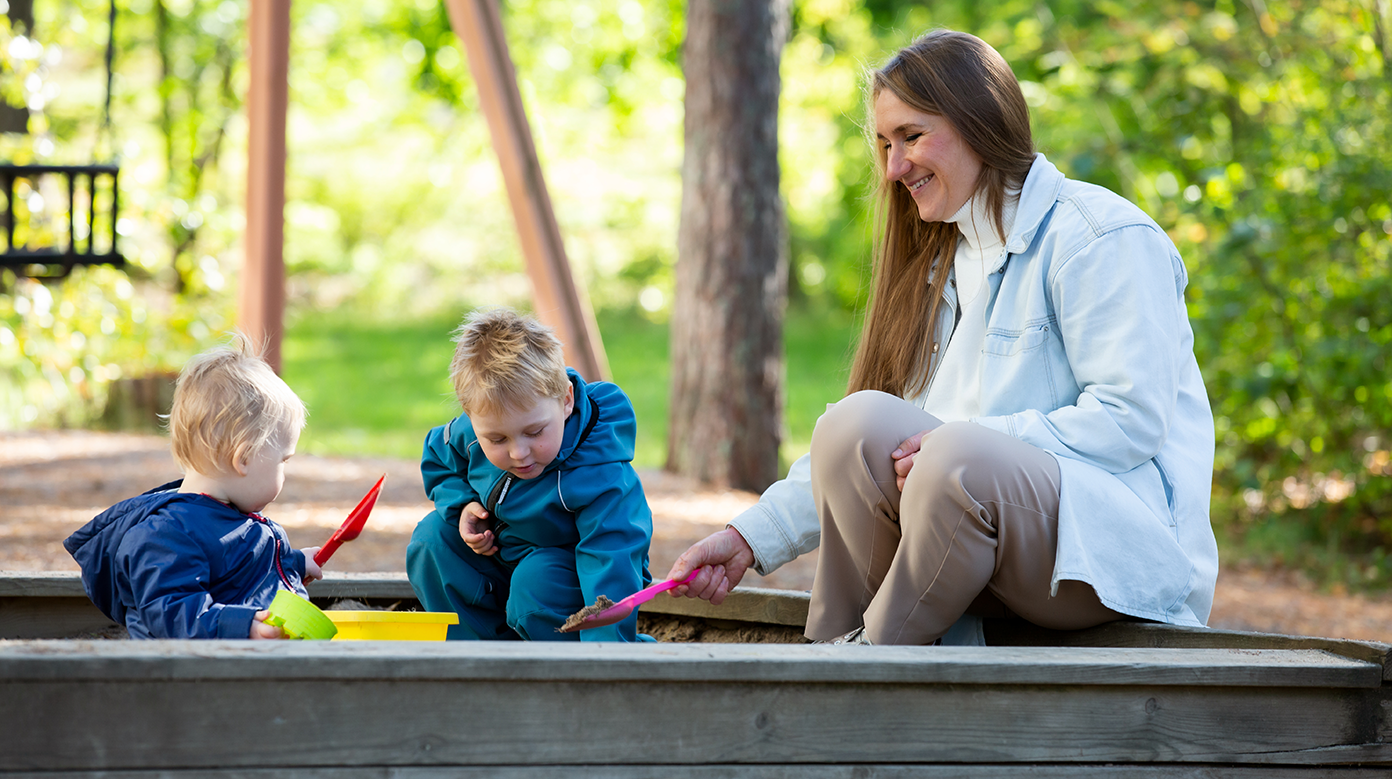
[
  {"xmin": 282, "ymin": 304, "xmax": 859, "ymax": 472},
  {"xmin": 281, "ymin": 311, "xmax": 460, "ymax": 460}
]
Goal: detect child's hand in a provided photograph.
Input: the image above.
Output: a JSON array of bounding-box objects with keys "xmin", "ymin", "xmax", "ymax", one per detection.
[
  {"xmin": 301, "ymin": 548, "xmax": 324, "ymax": 583},
  {"xmin": 460, "ymin": 501, "xmax": 497, "ymax": 556},
  {"xmin": 250, "ymin": 610, "xmax": 285, "ymax": 640}
]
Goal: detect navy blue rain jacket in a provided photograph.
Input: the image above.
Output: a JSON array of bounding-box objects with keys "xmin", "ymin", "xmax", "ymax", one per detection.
[{"xmin": 63, "ymin": 481, "xmax": 311, "ymax": 639}]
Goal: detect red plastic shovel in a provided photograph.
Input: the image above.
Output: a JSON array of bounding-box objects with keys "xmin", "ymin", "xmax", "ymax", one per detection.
[{"xmin": 314, "ymin": 474, "xmax": 385, "ymax": 567}]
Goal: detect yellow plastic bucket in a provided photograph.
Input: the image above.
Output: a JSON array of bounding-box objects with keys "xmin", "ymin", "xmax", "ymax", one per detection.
[{"xmin": 325, "ymin": 611, "xmax": 459, "ymax": 641}]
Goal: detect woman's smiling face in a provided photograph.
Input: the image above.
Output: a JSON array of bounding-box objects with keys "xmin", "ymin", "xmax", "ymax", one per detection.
[{"xmin": 875, "ymin": 88, "xmax": 983, "ymax": 224}]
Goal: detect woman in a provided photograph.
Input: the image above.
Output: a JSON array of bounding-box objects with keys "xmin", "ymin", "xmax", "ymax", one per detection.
[{"xmin": 666, "ymin": 30, "xmax": 1217, "ymax": 645}]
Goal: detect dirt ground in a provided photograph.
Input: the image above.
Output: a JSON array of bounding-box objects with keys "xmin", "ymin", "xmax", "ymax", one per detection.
[{"xmin": 4, "ymin": 429, "xmax": 1391, "ymax": 643}]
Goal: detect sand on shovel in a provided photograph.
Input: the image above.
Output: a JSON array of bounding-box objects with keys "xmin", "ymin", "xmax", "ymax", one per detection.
[{"xmin": 560, "ymin": 595, "xmax": 616, "ymax": 632}]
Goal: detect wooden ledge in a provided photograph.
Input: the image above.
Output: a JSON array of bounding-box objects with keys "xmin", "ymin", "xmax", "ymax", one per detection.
[
  {"xmin": 3, "ymin": 639, "xmax": 1390, "ymax": 772},
  {"xmin": 0, "ymin": 640, "xmax": 1380, "ymax": 688},
  {"xmin": 0, "ymin": 571, "xmax": 806, "ymax": 621},
  {"xmin": 3, "ymin": 571, "xmax": 1389, "ymax": 684}
]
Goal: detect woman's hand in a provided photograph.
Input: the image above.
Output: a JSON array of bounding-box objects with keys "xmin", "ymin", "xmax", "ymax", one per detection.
[
  {"xmin": 665, "ymin": 527, "xmax": 755, "ymax": 605},
  {"xmin": 459, "ymin": 501, "xmax": 497, "ymax": 556},
  {"xmin": 892, "ymin": 429, "xmax": 935, "ymax": 492}
]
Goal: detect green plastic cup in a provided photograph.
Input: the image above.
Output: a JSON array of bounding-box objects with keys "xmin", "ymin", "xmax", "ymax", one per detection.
[{"xmin": 263, "ymin": 590, "xmax": 338, "ymax": 640}]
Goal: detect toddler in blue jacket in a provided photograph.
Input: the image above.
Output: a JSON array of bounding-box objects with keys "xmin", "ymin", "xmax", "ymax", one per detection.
[
  {"xmin": 64, "ymin": 334, "xmax": 322, "ymax": 639},
  {"xmin": 406, "ymin": 308, "xmax": 653, "ymax": 641}
]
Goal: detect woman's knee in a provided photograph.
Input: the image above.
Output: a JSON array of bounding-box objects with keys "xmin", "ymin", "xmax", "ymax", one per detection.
[
  {"xmin": 904, "ymin": 422, "xmax": 1002, "ymax": 498},
  {"xmin": 811, "ymin": 390, "xmax": 917, "ymax": 468},
  {"xmin": 911, "ymin": 422, "xmax": 1058, "ymax": 504}
]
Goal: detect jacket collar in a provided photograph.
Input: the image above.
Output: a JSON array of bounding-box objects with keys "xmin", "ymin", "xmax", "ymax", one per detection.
[
  {"xmin": 1004, "ymin": 153, "xmax": 1066, "ymax": 256},
  {"xmin": 554, "ymin": 367, "xmax": 593, "ymax": 463}
]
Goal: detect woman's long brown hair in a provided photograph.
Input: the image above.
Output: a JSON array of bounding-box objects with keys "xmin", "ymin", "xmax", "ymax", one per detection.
[{"xmin": 847, "ymin": 31, "xmax": 1037, "ymax": 398}]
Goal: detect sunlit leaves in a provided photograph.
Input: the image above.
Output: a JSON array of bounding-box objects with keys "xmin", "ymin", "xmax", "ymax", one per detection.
[{"xmin": 3, "ymin": 0, "xmax": 1390, "ymax": 583}]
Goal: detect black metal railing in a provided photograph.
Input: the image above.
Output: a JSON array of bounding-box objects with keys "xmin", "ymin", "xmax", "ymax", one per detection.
[{"xmin": 1, "ymin": 163, "xmax": 123, "ymax": 276}]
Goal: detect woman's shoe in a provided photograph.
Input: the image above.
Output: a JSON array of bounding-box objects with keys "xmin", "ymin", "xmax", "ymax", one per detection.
[{"xmin": 812, "ymin": 626, "xmax": 873, "ymax": 645}]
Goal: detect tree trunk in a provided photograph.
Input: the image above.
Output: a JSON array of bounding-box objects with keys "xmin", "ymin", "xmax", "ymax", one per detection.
[
  {"xmin": 667, "ymin": 0, "xmax": 790, "ymax": 492},
  {"xmin": 0, "ymin": 0, "xmax": 35, "ymax": 134}
]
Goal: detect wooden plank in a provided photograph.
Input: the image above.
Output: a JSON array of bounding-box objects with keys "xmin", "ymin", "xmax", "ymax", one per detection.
[
  {"xmin": 5, "ymin": 572, "xmax": 1391, "ymax": 674},
  {"xmin": 0, "ymin": 571, "xmax": 90, "ymax": 597},
  {"xmin": 7, "ymin": 680, "xmax": 1386, "ymax": 768},
  {"xmin": 239, "ymin": 0, "xmax": 291, "ymax": 372},
  {"xmin": 0, "ymin": 574, "xmax": 427, "ymax": 639},
  {"xmin": 642, "ymin": 586, "xmax": 810, "ymax": 626},
  {"xmin": 0, "ymin": 641, "xmax": 1379, "ymax": 688},
  {"xmin": 987, "ymin": 619, "xmax": 1392, "ymax": 682},
  {"xmin": 0, "ymin": 574, "xmax": 811, "ymax": 639},
  {"xmin": 2, "ymin": 642, "xmax": 1387, "ymax": 769},
  {"xmin": 5, "ymin": 766, "xmax": 1392, "ymax": 778},
  {"xmin": 5, "ymin": 573, "xmax": 1391, "ymax": 673},
  {"xmin": 441, "ymin": 0, "xmax": 608, "ymax": 381},
  {"xmin": 0, "ymin": 571, "xmax": 418, "ymax": 600},
  {"xmin": 308, "ymin": 572, "xmax": 419, "ymax": 601},
  {"xmin": 0, "ymin": 596, "xmax": 119, "ymax": 639}
]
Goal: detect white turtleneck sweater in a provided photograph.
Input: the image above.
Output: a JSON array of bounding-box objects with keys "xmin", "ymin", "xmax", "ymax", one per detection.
[
  {"xmin": 947, "ymin": 188, "xmax": 1017, "ymax": 307},
  {"xmin": 914, "ymin": 188, "xmax": 1019, "ymax": 419}
]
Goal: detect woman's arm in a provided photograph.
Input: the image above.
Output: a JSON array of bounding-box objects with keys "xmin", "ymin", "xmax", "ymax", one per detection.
[
  {"xmin": 976, "ymin": 224, "xmax": 1188, "ymax": 473},
  {"xmin": 666, "ymin": 453, "xmax": 821, "ymax": 604}
]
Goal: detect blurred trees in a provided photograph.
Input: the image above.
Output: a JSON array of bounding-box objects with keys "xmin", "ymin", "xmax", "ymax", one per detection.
[
  {"xmin": 786, "ymin": 0, "xmax": 1392, "ymax": 583},
  {"xmin": 990, "ymin": 0, "xmax": 1392, "ymax": 580},
  {"xmin": 668, "ymin": 0, "xmax": 789, "ymax": 491},
  {"xmin": 0, "ymin": 0, "xmax": 1389, "ymax": 583}
]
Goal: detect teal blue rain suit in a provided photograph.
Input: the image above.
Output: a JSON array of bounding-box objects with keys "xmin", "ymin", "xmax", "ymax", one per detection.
[{"xmin": 406, "ymin": 369, "xmax": 653, "ymax": 641}]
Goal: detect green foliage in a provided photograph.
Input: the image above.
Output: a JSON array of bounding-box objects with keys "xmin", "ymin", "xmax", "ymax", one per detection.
[
  {"xmin": 0, "ymin": 1, "xmax": 235, "ymax": 427},
  {"xmin": 1031, "ymin": 0, "xmax": 1392, "ymax": 581},
  {"xmin": 280, "ymin": 308, "xmax": 459, "ymax": 459},
  {"xmin": 278, "ymin": 304, "xmax": 854, "ymax": 473},
  {"xmin": 854, "ymin": 0, "xmax": 1392, "ymax": 586},
  {"xmin": 277, "ymin": 303, "xmax": 851, "ymax": 475},
  {"xmin": 277, "ymin": 298, "xmax": 709, "ymax": 473},
  {"xmin": 276, "ymin": 0, "xmax": 691, "ymax": 318},
  {"xmin": 0, "ymin": 266, "xmax": 227, "ymax": 428},
  {"xmin": 4, "ymin": 0, "xmax": 1391, "ymax": 588}
]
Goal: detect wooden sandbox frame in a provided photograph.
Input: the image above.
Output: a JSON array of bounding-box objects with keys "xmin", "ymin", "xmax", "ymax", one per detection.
[{"xmin": 2, "ymin": 572, "xmax": 1390, "ymax": 777}]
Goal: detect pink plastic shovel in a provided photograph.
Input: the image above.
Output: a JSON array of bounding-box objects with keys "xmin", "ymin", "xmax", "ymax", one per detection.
[{"xmin": 559, "ymin": 570, "xmax": 702, "ymax": 632}]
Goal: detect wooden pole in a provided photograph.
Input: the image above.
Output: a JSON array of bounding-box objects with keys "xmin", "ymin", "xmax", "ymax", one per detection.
[
  {"xmin": 442, "ymin": 0, "xmax": 609, "ymax": 381},
  {"xmin": 240, "ymin": 0, "xmax": 291, "ymax": 372}
]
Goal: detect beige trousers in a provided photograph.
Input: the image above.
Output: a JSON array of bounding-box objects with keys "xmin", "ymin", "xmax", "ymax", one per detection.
[{"xmin": 806, "ymin": 390, "xmax": 1121, "ymax": 645}]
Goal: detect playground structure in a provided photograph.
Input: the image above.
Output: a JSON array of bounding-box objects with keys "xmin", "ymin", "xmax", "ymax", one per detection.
[
  {"xmin": 241, "ymin": 0, "xmax": 607, "ymax": 377},
  {"xmin": 0, "ymin": 164, "xmax": 121, "ymax": 275},
  {"xmin": 6, "ymin": 6, "xmax": 1391, "ymax": 775},
  {"xmin": 1, "ymin": 0, "xmax": 606, "ymax": 379},
  {"xmin": 3, "ymin": 571, "xmax": 1391, "ymax": 775}
]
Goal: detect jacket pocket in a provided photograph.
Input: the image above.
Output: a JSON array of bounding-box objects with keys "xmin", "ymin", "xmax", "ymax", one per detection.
[
  {"xmin": 982, "ymin": 323, "xmax": 1051, "ymax": 356},
  {"xmin": 979, "ymin": 323, "xmax": 1059, "ymax": 410}
]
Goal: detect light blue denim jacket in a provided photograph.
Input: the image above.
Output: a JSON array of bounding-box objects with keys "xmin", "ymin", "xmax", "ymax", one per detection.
[{"xmin": 732, "ymin": 154, "xmax": 1218, "ymax": 633}]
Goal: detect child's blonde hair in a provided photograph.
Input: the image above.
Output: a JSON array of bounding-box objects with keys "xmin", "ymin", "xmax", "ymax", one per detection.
[
  {"xmin": 169, "ymin": 333, "xmax": 307, "ymax": 475},
  {"xmin": 450, "ymin": 308, "xmax": 569, "ymax": 416}
]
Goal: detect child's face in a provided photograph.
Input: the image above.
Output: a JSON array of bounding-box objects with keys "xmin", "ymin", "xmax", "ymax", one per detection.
[
  {"xmin": 471, "ymin": 385, "xmax": 575, "ymax": 479},
  {"xmin": 227, "ymin": 425, "xmax": 298, "ymax": 514}
]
